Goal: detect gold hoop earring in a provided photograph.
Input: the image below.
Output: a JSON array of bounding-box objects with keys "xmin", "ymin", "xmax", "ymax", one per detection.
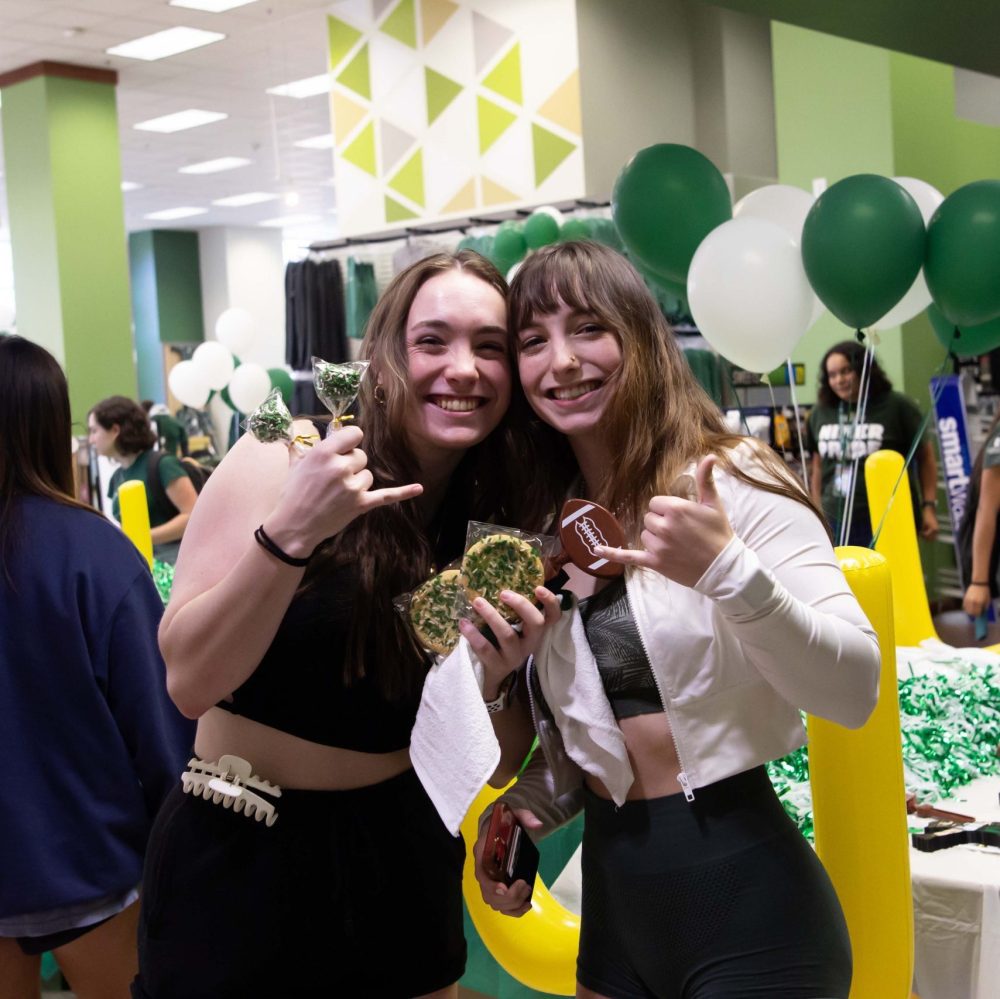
[{"xmin": 374, "ymin": 384, "xmax": 386, "ymax": 405}]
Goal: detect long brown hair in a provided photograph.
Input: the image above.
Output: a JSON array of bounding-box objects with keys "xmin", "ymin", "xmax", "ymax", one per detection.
[
  {"xmin": 509, "ymin": 241, "xmax": 824, "ymax": 539},
  {"xmin": 0, "ymin": 336, "xmax": 100, "ymax": 580},
  {"xmin": 817, "ymin": 339, "xmax": 892, "ymax": 408},
  {"xmin": 307, "ymin": 251, "xmax": 531, "ymax": 700}
]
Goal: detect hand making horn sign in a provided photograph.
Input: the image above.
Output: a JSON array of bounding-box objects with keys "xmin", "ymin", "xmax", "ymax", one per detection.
[{"xmin": 593, "ymin": 456, "xmax": 735, "ymax": 586}]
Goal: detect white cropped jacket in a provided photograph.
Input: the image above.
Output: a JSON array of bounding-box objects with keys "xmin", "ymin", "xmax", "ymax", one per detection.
[{"xmin": 498, "ymin": 448, "xmax": 882, "ymax": 834}]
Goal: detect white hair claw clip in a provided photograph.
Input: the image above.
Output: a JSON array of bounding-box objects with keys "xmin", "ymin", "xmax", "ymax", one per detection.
[{"xmin": 181, "ymin": 755, "xmax": 282, "ymax": 827}]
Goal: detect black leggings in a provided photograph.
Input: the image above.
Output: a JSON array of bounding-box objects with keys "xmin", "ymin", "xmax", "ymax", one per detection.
[
  {"xmin": 132, "ymin": 768, "xmax": 466, "ymax": 998},
  {"xmin": 577, "ymin": 767, "xmax": 851, "ymax": 999}
]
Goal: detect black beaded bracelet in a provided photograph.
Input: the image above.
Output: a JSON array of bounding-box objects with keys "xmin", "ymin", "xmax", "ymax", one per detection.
[
  {"xmin": 969, "ymin": 580, "xmax": 991, "ymax": 587},
  {"xmin": 253, "ymin": 524, "xmax": 312, "ymax": 567}
]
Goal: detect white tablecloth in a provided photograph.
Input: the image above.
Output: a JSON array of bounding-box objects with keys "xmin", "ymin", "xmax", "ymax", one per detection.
[{"xmin": 910, "ymin": 778, "xmax": 1000, "ymax": 999}]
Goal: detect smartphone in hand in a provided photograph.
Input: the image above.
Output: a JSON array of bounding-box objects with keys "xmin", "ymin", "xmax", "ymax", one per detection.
[{"xmin": 483, "ymin": 802, "xmax": 540, "ymax": 897}]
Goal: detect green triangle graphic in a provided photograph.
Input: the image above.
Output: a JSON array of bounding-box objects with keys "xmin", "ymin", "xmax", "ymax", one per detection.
[
  {"xmin": 388, "ymin": 148, "xmax": 424, "ymax": 207},
  {"xmin": 327, "ymin": 14, "xmax": 362, "ymax": 70},
  {"xmin": 343, "ymin": 120, "xmax": 376, "ymax": 175},
  {"xmin": 337, "ymin": 43, "xmax": 371, "ymax": 101},
  {"xmin": 477, "ymin": 95, "xmax": 516, "ymax": 154},
  {"xmin": 385, "ymin": 194, "xmax": 419, "ymax": 222},
  {"xmin": 425, "ymin": 67, "xmax": 462, "ymax": 125},
  {"xmin": 533, "ymin": 122, "xmax": 575, "ymax": 185},
  {"xmin": 381, "ymin": 0, "xmax": 417, "ymax": 48},
  {"xmin": 482, "ymin": 43, "xmax": 522, "ymax": 105}
]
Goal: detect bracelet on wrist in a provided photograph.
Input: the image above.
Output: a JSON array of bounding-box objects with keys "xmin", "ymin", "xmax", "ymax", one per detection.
[
  {"xmin": 969, "ymin": 580, "xmax": 991, "ymax": 587},
  {"xmin": 484, "ymin": 670, "xmax": 517, "ymax": 714},
  {"xmin": 253, "ymin": 524, "xmax": 313, "ymax": 568},
  {"xmin": 922, "ymin": 500, "xmax": 937, "ymax": 509}
]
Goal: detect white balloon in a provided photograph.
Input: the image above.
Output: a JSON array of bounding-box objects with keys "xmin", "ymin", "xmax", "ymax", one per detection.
[
  {"xmin": 227, "ymin": 362, "xmax": 272, "ymax": 414},
  {"xmin": 191, "ymin": 340, "xmax": 236, "ymax": 390},
  {"xmin": 168, "ymin": 360, "xmax": 211, "ymax": 409},
  {"xmin": 532, "ymin": 205, "xmax": 565, "ymax": 227},
  {"xmin": 734, "ymin": 184, "xmax": 825, "ymax": 328},
  {"xmin": 871, "ymin": 178, "xmax": 945, "ymax": 330},
  {"xmin": 0, "ymin": 293, "xmax": 15, "ymax": 332},
  {"xmin": 688, "ymin": 218, "xmax": 815, "ymax": 373},
  {"xmin": 215, "ymin": 307, "xmax": 256, "ymax": 356}
]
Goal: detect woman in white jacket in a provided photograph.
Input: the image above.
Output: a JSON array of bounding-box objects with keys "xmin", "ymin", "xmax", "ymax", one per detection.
[{"xmin": 470, "ymin": 241, "xmax": 881, "ymax": 999}]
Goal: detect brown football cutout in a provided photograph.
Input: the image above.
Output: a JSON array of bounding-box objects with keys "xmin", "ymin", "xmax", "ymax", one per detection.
[{"xmin": 558, "ymin": 499, "xmax": 626, "ymax": 578}]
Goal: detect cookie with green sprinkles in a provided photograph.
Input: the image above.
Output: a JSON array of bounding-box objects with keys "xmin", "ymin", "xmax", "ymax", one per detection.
[
  {"xmin": 410, "ymin": 569, "xmax": 463, "ymax": 655},
  {"xmin": 460, "ymin": 534, "xmax": 544, "ymax": 622}
]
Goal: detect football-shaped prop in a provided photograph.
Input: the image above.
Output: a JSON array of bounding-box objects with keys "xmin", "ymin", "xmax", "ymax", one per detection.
[{"xmin": 559, "ymin": 499, "xmax": 626, "ymax": 578}]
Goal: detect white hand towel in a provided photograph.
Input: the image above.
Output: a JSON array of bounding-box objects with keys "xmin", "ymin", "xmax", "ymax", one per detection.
[{"xmin": 410, "ymin": 638, "xmax": 500, "ymax": 836}]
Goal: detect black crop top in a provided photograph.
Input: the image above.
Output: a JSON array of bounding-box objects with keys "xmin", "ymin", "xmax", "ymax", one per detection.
[
  {"xmin": 579, "ymin": 576, "xmax": 662, "ymax": 720},
  {"xmin": 216, "ymin": 562, "xmax": 424, "ymax": 753}
]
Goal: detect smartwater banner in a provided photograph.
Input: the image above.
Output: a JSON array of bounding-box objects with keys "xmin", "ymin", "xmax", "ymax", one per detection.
[{"xmin": 931, "ymin": 375, "xmax": 973, "ymax": 583}]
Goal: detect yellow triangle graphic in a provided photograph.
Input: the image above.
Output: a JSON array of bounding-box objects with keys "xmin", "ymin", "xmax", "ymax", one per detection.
[
  {"xmin": 342, "ymin": 120, "xmax": 376, "ymax": 176},
  {"xmin": 442, "ymin": 178, "xmax": 476, "ymax": 214},
  {"xmin": 482, "ymin": 42, "xmax": 522, "ymax": 105},
  {"xmin": 537, "ymin": 69, "xmax": 581, "ymax": 136},
  {"xmin": 481, "ymin": 176, "xmax": 519, "ymax": 206},
  {"xmin": 331, "ymin": 91, "xmax": 368, "ymax": 146},
  {"xmin": 420, "ymin": 0, "xmax": 458, "ymax": 44}
]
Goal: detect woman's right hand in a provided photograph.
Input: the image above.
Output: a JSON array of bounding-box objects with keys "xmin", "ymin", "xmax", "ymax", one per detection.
[
  {"xmin": 264, "ymin": 424, "xmax": 422, "ymax": 555},
  {"xmin": 963, "ymin": 583, "xmax": 991, "ymax": 617},
  {"xmin": 473, "ymin": 804, "xmax": 542, "ymax": 917}
]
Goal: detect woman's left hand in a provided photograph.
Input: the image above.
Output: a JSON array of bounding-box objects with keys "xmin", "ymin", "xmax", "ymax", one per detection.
[
  {"xmin": 459, "ymin": 586, "xmax": 563, "ymax": 698},
  {"xmin": 920, "ymin": 505, "xmax": 940, "ymax": 541},
  {"xmin": 594, "ymin": 455, "xmax": 734, "ymax": 587}
]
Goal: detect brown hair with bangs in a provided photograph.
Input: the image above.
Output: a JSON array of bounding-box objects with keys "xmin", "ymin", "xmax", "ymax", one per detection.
[
  {"xmin": 306, "ymin": 250, "xmax": 532, "ymax": 700},
  {"xmin": 509, "ymin": 241, "xmax": 825, "ymax": 540}
]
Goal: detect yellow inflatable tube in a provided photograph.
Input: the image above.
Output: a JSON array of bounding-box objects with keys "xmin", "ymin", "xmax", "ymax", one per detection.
[
  {"xmin": 118, "ymin": 479, "xmax": 154, "ymax": 569},
  {"xmin": 810, "ymin": 547, "xmax": 913, "ymax": 999},
  {"xmin": 460, "ymin": 783, "xmax": 579, "ymax": 996}
]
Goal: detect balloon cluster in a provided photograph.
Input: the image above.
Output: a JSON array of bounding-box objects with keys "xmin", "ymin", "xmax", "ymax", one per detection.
[
  {"xmin": 167, "ymin": 307, "xmax": 294, "ymax": 414},
  {"xmin": 610, "ymin": 143, "xmax": 1000, "ymax": 370},
  {"xmin": 457, "ymin": 206, "xmax": 622, "ymax": 283}
]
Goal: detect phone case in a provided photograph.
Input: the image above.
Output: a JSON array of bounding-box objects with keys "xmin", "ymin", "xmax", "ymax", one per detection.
[{"xmin": 484, "ymin": 803, "xmax": 540, "ymax": 892}]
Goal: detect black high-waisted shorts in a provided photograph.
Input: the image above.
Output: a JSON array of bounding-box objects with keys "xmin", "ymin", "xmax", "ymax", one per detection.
[
  {"xmin": 132, "ymin": 767, "xmax": 466, "ymax": 998},
  {"xmin": 577, "ymin": 766, "xmax": 851, "ymax": 999}
]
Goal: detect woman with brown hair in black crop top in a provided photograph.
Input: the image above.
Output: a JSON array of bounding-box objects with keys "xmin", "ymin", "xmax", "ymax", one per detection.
[{"xmin": 132, "ymin": 251, "xmax": 561, "ymax": 999}]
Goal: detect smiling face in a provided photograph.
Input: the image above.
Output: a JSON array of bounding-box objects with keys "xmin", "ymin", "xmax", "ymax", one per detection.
[
  {"xmin": 402, "ymin": 269, "xmax": 511, "ymax": 471},
  {"xmin": 825, "ymin": 351, "xmax": 859, "ymax": 403},
  {"xmin": 515, "ymin": 299, "xmax": 624, "ymax": 441}
]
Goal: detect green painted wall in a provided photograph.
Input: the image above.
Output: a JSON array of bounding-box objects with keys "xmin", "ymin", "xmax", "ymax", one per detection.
[
  {"xmin": 1, "ymin": 73, "xmax": 135, "ymax": 428},
  {"xmin": 151, "ymin": 229, "xmax": 204, "ymax": 345},
  {"xmin": 771, "ymin": 23, "xmax": 904, "ymax": 403}
]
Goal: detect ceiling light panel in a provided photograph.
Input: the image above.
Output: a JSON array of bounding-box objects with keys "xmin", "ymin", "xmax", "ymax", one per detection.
[
  {"xmin": 134, "ymin": 110, "xmax": 228, "ymax": 133},
  {"xmin": 179, "ymin": 157, "xmax": 251, "ymax": 174},
  {"xmin": 266, "ymin": 75, "xmax": 331, "ymax": 99},
  {"xmin": 170, "ymin": 0, "xmax": 259, "ymax": 11},
  {"xmin": 258, "ymin": 214, "xmax": 321, "ymax": 228},
  {"xmin": 121, "ymin": 182, "xmax": 143, "ymax": 191},
  {"xmin": 294, "ymin": 134, "xmax": 334, "ymax": 149},
  {"xmin": 145, "ymin": 207, "xmax": 209, "ymax": 220},
  {"xmin": 212, "ymin": 192, "xmax": 279, "ymax": 207},
  {"xmin": 107, "ymin": 27, "xmax": 225, "ymax": 62}
]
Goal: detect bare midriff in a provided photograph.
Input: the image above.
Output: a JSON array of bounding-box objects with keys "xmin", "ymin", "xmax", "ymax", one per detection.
[
  {"xmin": 194, "ymin": 706, "xmax": 412, "ymax": 791},
  {"xmin": 584, "ymin": 710, "xmax": 684, "ymax": 801}
]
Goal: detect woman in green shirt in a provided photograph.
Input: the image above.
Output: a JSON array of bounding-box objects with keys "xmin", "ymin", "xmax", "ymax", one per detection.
[{"xmin": 87, "ymin": 396, "xmax": 198, "ymax": 565}]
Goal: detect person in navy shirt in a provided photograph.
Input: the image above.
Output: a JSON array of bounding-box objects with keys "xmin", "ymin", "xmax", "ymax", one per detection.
[{"xmin": 0, "ymin": 336, "xmax": 193, "ymax": 996}]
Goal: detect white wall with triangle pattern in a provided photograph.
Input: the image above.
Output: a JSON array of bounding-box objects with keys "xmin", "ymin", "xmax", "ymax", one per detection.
[{"xmin": 326, "ymin": 0, "xmax": 584, "ymax": 236}]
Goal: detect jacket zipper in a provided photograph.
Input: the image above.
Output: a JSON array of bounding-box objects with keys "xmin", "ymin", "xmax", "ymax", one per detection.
[{"xmin": 624, "ymin": 572, "xmax": 695, "ymax": 802}]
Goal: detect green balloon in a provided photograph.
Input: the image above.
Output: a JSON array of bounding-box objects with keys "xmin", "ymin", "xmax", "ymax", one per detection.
[
  {"xmin": 612, "ymin": 143, "xmax": 731, "ymax": 283},
  {"xmin": 926, "ymin": 180, "xmax": 1000, "ymax": 327},
  {"xmin": 523, "ymin": 212, "xmax": 560, "ymax": 249},
  {"xmin": 268, "ymin": 367, "xmax": 295, "ymax": 407},
  {"xmin": 589, "ymin": 218, "xmax": 623, "ymax": 250},
  {"xmin": 220, "ymin": 385, "xmax": 235, "ymax": 410},
  {"xmin": 801, "ymin": 174, "xmax": 925, "ymax": 330},
  {"xmin": 927, "ymin": 303, "xmax": 1000, "ymax": 358},
  {"xmin": 559, "ymin": 218, "xmax": 592, "ymax": 243},
  {"xmin": 492, "ymin": 221, "xmax": 527, "ymax": 272},
  {"xmin": 456, "ymin": 235, "xmax": 476, "ymax": 252}
]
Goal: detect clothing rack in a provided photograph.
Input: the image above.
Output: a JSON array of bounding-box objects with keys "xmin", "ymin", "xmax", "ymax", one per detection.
[{"xmin": 307, "ymin": 197, "xmax": 611, "ymax": 252}]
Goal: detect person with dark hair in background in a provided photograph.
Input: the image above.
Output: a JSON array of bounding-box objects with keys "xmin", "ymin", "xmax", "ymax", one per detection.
[
  {"xmin": 959, "ymin": 411, "xmax": 1000, "ymax": 619},
  {"xmin": 133, "ymin": 252, "xmax": 559, "ymax": 998},
  {"xmin": 140, "ymin": 400, "xmax": 188, "ymax": 458},
  {"xmin": 88, "ymin": 396, "xmax": 198, "ymax": 565},
  {"xmin": 0, "ymin": 337, "xmax": 193, "ymax": 998},
  {"xmin": 806, "ymin": 339, "xmax": 939, "ymax": 547}
]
